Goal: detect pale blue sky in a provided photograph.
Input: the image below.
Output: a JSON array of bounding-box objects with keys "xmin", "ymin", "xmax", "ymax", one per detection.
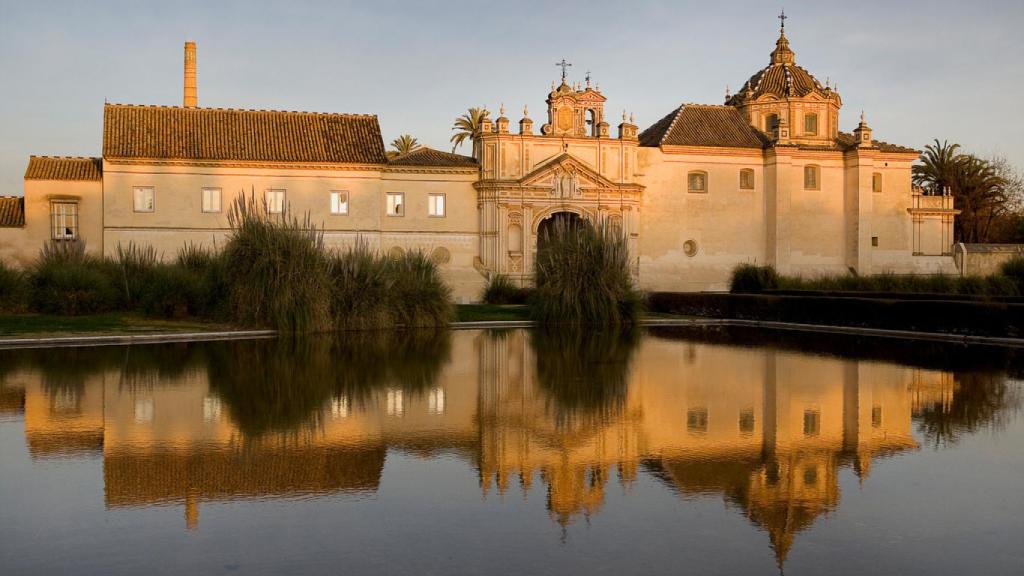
[{"xmin": 1, "ymin": 0, "xmax": 1021, "ymax": 194}]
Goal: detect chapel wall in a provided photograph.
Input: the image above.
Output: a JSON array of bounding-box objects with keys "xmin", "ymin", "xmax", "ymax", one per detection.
[{"xmin": 636, "ymin": 147, "xmax": 768, "ymax": 292}]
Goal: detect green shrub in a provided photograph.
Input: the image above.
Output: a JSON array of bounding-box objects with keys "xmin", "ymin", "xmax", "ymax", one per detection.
[
  {"xmin": 999, "ymin": 256, "xmax": 1024, "ymax": 291},
  {"xmin": 328, "ymin": 240, "xmax": 394, "ymax": 330},
  {"xmin": 0, "ymin": 262, "xmax": 29, "ymax": 313},
  {"xmin": 30, "ymin": 241, "xmax": 119, "ymax": 315},
  {"xmin": 532, "ymin": 219, "xmax": 640, "ymax": 326},
  {"xmin": 137, "ymin": 264, "xmax": 206, "ymax": 319},
  {"xmin": 176, "ymin": 243, "xmax": 229, "ymax": 318},
  {"xmin": 221, "ymin": 194, "xmax": 332, "ymax": 333},
  {"xmin": 729, "ymin": 264, "xmax": 779, "ymax": 293},
  {"xmin": 481, "ymin": 273, "xmax": 528, "ymax": 305},
  {"xmin": 385, "ymin": 249, "xmax": 452, "ymax": 328}
]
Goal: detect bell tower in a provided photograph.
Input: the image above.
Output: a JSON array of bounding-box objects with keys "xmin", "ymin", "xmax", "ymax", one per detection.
[{"xmin": 541, "ymin": 61, "xmax": 607, "ymax": 138}]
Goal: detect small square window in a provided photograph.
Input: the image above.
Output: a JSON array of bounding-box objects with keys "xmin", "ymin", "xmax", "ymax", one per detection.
[
  {"xmin": 133, "ymin": 186, "xmax": 154, "ymax": 212},
  {"xmin": 687, "ymin": 172, "xmax": 707, "ymax": 193},
  {"xmin": 872, "ymin": 236, "xmax": 879, "ymax": 247},
  {"xmin": 265, "ymin": 189, "xmax": 285, "ymax": 214},
  {"xmin": 201, "ymin": 188, "xmax": 222, "ymax": 213},
  {"xmin": 428, "ymin": 193, "xmax": 446, "ymax": 217},
  {"xmin": 872, "ymin": 172, "xmax": 883, "ymax": 193},
  {"xmin": 739, "ymin": 169, "xmax": 755, "ymax": 190},
  {"xmin": 387, "ymin": 192, "xmax": 404, "ymax": 217},
  {"xmin": 50, "ymin": 201, "xmax": 78, "ymax": 240},
  {"xmin": 330, "ymin": 191, "xmax": 349, "ymax": 215}
]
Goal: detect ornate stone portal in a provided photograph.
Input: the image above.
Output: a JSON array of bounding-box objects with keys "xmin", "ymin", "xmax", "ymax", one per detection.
[{"xmin": 474, "ymin": 72, "xmax": 643, "ymax": 282}]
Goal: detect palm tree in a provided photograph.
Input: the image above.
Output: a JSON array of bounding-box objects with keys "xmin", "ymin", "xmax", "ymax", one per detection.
[
  {"xmin": 450, "ymin": 107, "xmax": 490, "ymax": 155},
  {"xmin": 389, "ymin": 134, "xmax": 421, "ymax": 157},
  {"xmin": 955, "ymin": 155, "xmax": 1007, "ymax": 242},
  {"xmin": 913, "ymin": 139, "xmax": 962, "ymax": 196}
]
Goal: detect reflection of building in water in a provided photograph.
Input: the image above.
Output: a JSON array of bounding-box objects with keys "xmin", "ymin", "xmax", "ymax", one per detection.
[{"xmin": 11, "ymin": 331, "xmax": 955, "ymax": 562}]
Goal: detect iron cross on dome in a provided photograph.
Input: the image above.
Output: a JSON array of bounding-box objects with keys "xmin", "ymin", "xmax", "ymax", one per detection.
[{"xmin": 556, "ymin": 59, "xmax": 572, "ymax": 81}]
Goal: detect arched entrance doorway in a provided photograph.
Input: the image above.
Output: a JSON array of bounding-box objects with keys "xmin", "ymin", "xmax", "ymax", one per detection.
[{"xmin": 537, "ymin": 211, "xmax": 585, "ymax": 254}]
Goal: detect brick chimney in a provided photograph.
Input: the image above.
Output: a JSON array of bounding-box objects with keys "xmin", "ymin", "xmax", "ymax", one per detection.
[{"xmin": 183, "ymin": 41, "xmax": 197, "ymax": 108}]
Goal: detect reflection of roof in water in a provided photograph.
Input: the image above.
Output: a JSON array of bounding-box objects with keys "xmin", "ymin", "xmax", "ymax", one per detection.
[
  {"xmin": 26, "ymin": 430, "xmax": 104, "ymax": 458},
  {"xmin": 103, "ymin": 445, "xmax": 386, "ymax": 507}
]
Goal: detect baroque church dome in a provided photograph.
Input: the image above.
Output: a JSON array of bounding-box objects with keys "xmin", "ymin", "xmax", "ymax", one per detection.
[{"xmin": 726, "ymin": 29, "xmax": 828, "ymax": 105}]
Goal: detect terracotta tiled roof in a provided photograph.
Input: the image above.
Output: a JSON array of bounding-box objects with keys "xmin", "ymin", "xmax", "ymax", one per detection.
[
  {"xmin": 726, "ymin": 32, "xmax": 832, "ymax": 107},
  {"xmin": 388, "ymin": 147, "xmax": 477, "ymax": 168},
  {"xmin": 639, "ymin": 104, "xmax": 769, "ymax": 149},
  {"xmin": 729, "ymin": 62, "xmax": 824, "ymax": 104},
  {"xmin": 103, "ymin": 104, "xmax": 388, "ymax": 164},
  {"xmin": 835, "ymin": 132, "xmax": 918, "ymax": 154},
  {"xmin": 0, "ymin": 196, "xmax": 25, "ymax": 227},
  {"xmin": 24, "ymin": 156, "xmax": 102, "ymax": 181}
]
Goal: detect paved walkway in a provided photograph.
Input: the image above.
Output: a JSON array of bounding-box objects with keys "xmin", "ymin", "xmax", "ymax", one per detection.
[{"xmin": 1, "ymin": 319, "xmax": 1022, "ymax": 349}]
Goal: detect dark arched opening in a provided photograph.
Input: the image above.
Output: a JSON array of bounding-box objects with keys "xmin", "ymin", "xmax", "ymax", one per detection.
[{"xmin": 538, "ymin": 211, "xmax": 585, "ymax": 254}]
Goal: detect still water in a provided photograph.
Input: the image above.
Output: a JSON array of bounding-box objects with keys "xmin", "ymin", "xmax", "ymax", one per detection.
[{"xmin": 1, "ymin": 327, "xmax": 1022, "ymax": 575}]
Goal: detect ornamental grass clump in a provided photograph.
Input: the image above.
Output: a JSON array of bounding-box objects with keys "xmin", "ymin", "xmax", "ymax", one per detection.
[
  {"xmin": 729, "ymin": 264, "xmax": 779, "ymax": 293},
  {"xmin": 221, "ymin": 194, "xmax": 332, "ymax": 333},
  {"xmin": 328, "ymin": 240, "xmax": 393, "ymax": 330},
  {"xmin": 384, "ymin": 249, "xmax": 453, "ymax": 328},
  {"xmin": 532, "ymin": 219, "xmax": 641, "ymax": 326},
  {"xmin": 0, "ymin": 261, "xmax": 29, "ymax": 313},
  {"xmin": 481, "ymin": 273, "xmax": 530, "ymax": 305},
  {"xmin": 29, "ymin": 241, "xmax": 120, "ymax": 315}
]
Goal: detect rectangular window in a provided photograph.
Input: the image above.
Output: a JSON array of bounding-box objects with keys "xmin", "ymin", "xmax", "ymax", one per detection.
[
  {"xmin": 687, "ymin": 172, "xmax": 707, "ymax": 193},
  {"xmin": 265, "ymin": 189, "xmax": 285, "ymax": 214},
  {"xmin": 804, "ymin": 113, "xmax": 818, "ymax": 135},
  {"xmin": 739, "ymin": 169, "xmax": 755, "ymax": 190},
  {"xmin": 687, "ymin": 408, "xmax": 708, "ymax": 433},
  {"xmin": 872, "ymin": 236, "xmax": 879, "ymax": 247},
  {"xmin": 133, "ymin": 186, "xmax": 154, "ymax": 212},
  {"xmin": 386, "ymin": 192, "xmax": 404, "ymax": 217},
  {"xmin": 804, "ymin": 166, "xmax": 819, "ymax": 190},
  {"xmin": 803, "ymin": 409, "xmax": 821, "ymax": 437},
  {"xmin": 739, "ymin": 408, "xmax": 755, "ymax": 434},
  {"xmin": 872, "ymin": 172, "xmax": 883, "ymax": 193},
  {"xmin": 330, "ymin": 191, "xmax": 349, "ymax": 215},
  {"xmin": 201, "ymin": 188, "xmax": 222, "ymax": 213},
  {"xmin": 872, "ymin": 405, "xmax": 883, "ymax": 428},
  {"xmin": 50, "ymin": 201, "xmax": 78, "ymax": 240},
  {"xmin": 428, "ymin": 193, "xmax": 446, "ymax": 217}
]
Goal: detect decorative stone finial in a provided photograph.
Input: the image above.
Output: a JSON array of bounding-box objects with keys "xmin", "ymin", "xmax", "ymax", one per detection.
[
  {"xmin": 622, "ymin": 109, "xmax": 627, "ymax": 122},
  {"xmin": 585, "ymin": 70, "xmax": 591, "ymax": 87},
  {"xmin": 629, "ymin": 112, "xmax": 634, "ymax": 124},
  {"xmin": 500, "ymin": 103, "xmax": 505, "ymax": 116},
  {"xmin": 523, "ymin": 105, "xmax": 529, "ymax": 117}
]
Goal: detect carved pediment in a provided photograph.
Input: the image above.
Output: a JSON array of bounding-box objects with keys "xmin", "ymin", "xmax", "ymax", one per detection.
[{"xmin": 519, "ymin": 153, "xmax": 618, "ymax": 190}]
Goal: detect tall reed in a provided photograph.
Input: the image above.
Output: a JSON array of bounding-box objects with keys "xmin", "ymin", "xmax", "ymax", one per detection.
[
  {"xmin": 30, "ymin": 241, "xmax": 119, "ymax": 315},
  {"xmin": 532, "ymin": 218, "xmax": 641, "ymax": 325},
  {"xmin": 221, "ymin": 193, "xmax": 332, "ymax": 333}
]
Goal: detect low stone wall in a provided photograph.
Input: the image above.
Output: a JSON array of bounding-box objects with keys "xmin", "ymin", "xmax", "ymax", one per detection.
[
  {"xmin": 648, "ymin": 291, "xmax": 1024, "ymax": 337},
  {"xmin": 954, "ymin": 243, "xmax": 1024, "ymax": 276}
]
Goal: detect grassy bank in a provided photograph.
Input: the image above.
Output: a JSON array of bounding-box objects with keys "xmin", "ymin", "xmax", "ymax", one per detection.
[{"xmin": 0, "ymin": 313, "xmax": 236, "ymax": 338}]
